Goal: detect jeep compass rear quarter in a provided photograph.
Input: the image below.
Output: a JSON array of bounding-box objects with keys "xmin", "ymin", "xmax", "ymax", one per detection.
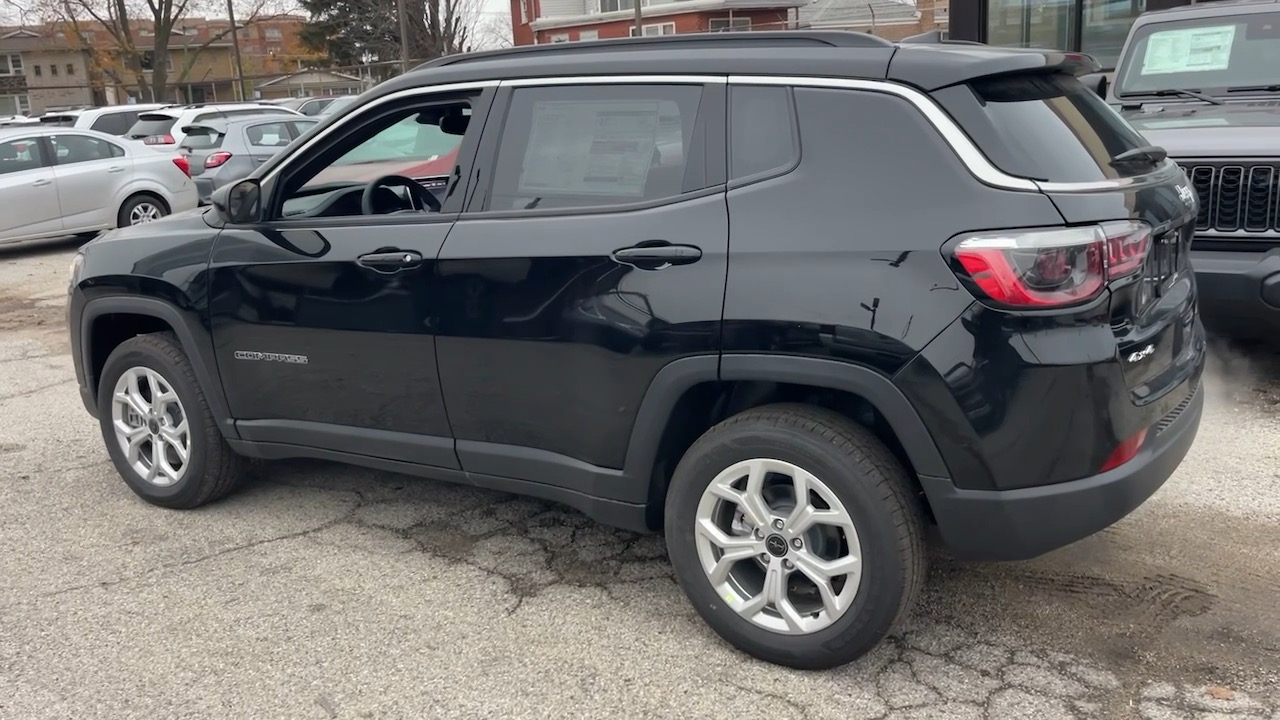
[{"xmin": 68, "ymin": 32, "xmax": 1205, "ymax": 672}]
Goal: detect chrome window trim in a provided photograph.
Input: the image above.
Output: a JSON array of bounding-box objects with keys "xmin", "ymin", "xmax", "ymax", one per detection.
[
  {"xmin": 258, "ymin": 79, "xmax": 499, "ymax": 186},
  {"xmin": 262, "ymin": 72, "xmax": 1176, "ymax": 196}
]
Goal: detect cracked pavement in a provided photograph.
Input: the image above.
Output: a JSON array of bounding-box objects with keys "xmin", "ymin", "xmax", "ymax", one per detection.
[{"xmin": 2, "ymin": 237, "xmax": 1278, "ymax": 719}]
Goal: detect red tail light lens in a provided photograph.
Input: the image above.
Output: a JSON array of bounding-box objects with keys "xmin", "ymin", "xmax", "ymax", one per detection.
[
  {"xmin": 172, "ymin": 156, "xmax": 190, "ymax": 177},
  {"xmin": 950, "ymin": 221, "xmax": 1152, "ymax": 309},
  {"xmin": 1100, "ymin": 428, "xmax": 1148, "ymax": 472},
  {"xmin": 204, "ymin": 151, "xmax": 232, "ymax": 168},
  {"xmin": 144, "ymin": 134, "xmax": 175, "ymax": 145}
]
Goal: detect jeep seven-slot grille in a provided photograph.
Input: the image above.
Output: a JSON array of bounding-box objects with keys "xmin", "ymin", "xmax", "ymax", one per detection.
[{"xmin": 1177, "ymin": 161, "xmax": 1280, "ymax": 234}]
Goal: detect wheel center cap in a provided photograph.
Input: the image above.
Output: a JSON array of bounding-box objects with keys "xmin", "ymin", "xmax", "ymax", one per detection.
[
  {"xmin": 765, "ymin": 534, "xmax": 788, "ymax": 557},
  {"xmin": 147, "ymin": 419, "xmax": 159, "ymax": 434}
]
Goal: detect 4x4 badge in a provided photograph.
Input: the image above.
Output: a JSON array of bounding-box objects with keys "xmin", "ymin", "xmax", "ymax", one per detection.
[{"xmin": 1127, "ymin": 345, "xmax": 1155, "ymax": 363}]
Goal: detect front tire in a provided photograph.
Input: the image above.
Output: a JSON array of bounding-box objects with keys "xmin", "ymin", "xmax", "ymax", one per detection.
[
  {"xmin": 664, "ymin": 403, "xmax": 926, "ymax": 670},
  {"xmin": 97, "ymin": 332, "xmax": 245, "ymax": 508}
]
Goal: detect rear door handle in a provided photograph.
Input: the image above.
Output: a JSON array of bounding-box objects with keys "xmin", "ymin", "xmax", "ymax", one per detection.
[
  {"xmin": 357, "ymin": 249, "xmax": 423, "ymax": 273},
  {"xmin": 107, "ymin": 166, "xmax": 124, "ymax": 173},
  {"xmin": 612, "ymin": 242, "xmax": 702, "ymax": 270}
]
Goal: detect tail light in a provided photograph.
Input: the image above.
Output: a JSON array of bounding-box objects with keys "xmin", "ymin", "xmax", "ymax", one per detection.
[
  {"xmin": 144, "ymin": 134, "xmax": 175, "ymax": 145},
  {"xmin": 949, "ymin": 221, "xmax": 1152, "ymax": 309},
  {"xmin": 172, "ymin": 156, "xmax": 190, "ymax": 177},
  {"xmin": 1100, "ymin": 427, "xmax": 1148, "ymax": 472},
  {"xmin": 204, "ymin": 151, "xmax": 232, "ymax": 168}
]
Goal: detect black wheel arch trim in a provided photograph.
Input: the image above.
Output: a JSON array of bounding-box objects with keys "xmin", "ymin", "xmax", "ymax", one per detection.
[
  {"xmin": 716, "ymin": 354, "xmax": 949, "ymax": 479},
  {"xmin": 80, "ymin": 295, "xmax": 239, "ymax": 440}
]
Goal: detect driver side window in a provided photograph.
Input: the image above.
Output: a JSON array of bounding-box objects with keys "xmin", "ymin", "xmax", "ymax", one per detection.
[{"xmin": 275, "ymin": 90, "xmax": 481, "ymax": 220}]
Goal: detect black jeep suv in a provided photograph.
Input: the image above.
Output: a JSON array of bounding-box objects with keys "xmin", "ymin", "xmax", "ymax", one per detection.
[{"xmin": 67, "ymin": 32, "xmax": 1206, "ymax": 670}]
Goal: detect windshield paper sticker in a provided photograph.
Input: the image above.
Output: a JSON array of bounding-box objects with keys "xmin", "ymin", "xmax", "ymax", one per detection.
[
  {"xmin": 1140, "ymin": 25, "xmax": 1237, "ymax": 75},
  {"xmin": 519, "ymin": 100, "xmax": 660, "ymax": 198}
]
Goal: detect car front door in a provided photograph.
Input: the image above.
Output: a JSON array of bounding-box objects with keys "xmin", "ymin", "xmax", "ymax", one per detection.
[
  {"xmin": 0, "ymin": 135, "xmax": 62, "ymax": 242},
  {"xmin": 208, "ymin": 85, "xmax": 494, "ymax": 469},
  {"xmin": 48, "ymin": 133, "xmax": 126, "ymax": 231},
  {"xmin": 435, "ymin": 79, "xmax": 729, "ymax": 501}
]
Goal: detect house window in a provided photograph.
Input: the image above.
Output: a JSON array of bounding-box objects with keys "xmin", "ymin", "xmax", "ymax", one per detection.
[
  {"xmin": 599, "ymin": 0, "xmax": 636, "ymax": 12},
  {"xmin": 709, "ymin": 17, "xmax": 752, "ymax": 31},
  {"xmin": 630, "ymin": 22, "xmax": 675, "ymax": 36},
  {"xmin": 67, "ymin": 64, "xmax": 75, "ymax": 75},
  {"xmin": 51, "ymin": 64, "xmax": 58, "ymax": 76},
  {"xmin": 33, "ymin": 65, "xmax": 41, "ymax": 77},
  {"xmin": 0, "ymin": 94, "xmax": 31, "ymax": 115},
  {"xmin": 0, "ymin": 54, "xmax": 23, "ymax": 76},
  {"xmin": 579, "ymin": 29, "xmax": 599, "ymax": 41},
  {"xmin": 549, "ymin": 33, "xmax": 570, "ymax": 42},
  {"xmin": 265, "ymin": 27, "xmax": 283, "ymax": 40}
]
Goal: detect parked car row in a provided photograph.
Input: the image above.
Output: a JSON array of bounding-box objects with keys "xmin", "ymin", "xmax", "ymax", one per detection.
[{"xmin": 0, "ymin": 101, "xmax": 327, "ymax": 245}]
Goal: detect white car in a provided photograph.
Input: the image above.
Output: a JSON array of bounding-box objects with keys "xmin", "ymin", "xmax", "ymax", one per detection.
[
  {"xmin": 37, "ymin": 103, "xmax": 170, "ymax": 137},
  {"xmin": 0, "ymin": 126, "xmax": 198, "ymax": 245},
  {"xmin": 124, "ymin": 102, "xmax": 302, "ymax": 148}
]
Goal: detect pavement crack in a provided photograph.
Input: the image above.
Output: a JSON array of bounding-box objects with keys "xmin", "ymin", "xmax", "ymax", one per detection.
[
  {"xmin": 722, "ymin": 679, "xmax": 813, "ymax": 720},
  {"xmin": 0, "ymin": 379, "xmax": 75, "ymax": 401}
]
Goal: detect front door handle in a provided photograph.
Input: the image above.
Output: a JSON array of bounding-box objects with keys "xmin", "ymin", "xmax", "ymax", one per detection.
[
  {"xmin": 32, "ymin": 178, "xmax": 52, "ymax": 187},
  {"xmin": 612, "ymin": 242, "xmax": 702, "ymax": 270},
  {"xmin": 107, "ymin": 166, "xmax": 124, "ymax": 173},
  {"xmin": 357, "ymin": 249, "xmax": 423, "ymax": 273}
]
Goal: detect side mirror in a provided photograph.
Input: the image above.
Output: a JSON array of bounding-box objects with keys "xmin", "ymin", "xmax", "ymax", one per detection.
[
  {"xmin": 1079, "ymin": 72, "xmax": 1109, "ymax": 99},
  {"xmin": 211, "ymin": 179, "xmax": 262, "ymax": 225}
]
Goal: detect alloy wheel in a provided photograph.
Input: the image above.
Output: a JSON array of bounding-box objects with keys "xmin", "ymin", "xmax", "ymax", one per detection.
[
  {"xmin": 129, "ymin": 202, "xmax": 162, "ymax": 225},
  {"xmin": 110, "ymin": 366, "xmax": 191, "ymax": 487},
  {"xmin": 694, "ymin": 458, "xmax": 863, "ymax": 635}
]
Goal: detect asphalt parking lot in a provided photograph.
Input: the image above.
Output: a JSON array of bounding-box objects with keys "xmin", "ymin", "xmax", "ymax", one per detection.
[{"xmin": 1, "ymin": 237, "xmax": 1278, "ymax": 720}]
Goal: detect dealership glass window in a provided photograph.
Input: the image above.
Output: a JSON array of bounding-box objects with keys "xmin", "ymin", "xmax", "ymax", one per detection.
[
  {"xmin": 986, "ymin": 0, "xmax": 1077, "ymax": 54},
  {"xmin": 1081, "ymin": 0, "xmax": 1145, "ymax": 68}
]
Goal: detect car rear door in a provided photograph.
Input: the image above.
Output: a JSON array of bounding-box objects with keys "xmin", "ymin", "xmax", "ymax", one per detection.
[
  {"xmin": 242, "ymin": 119, "xmax": 295, "ymax": 168},
  {"xmin": 48, "ymin": 132, "xmax": 126, "ymax": 231},
  {"xmin": 434, "ymin": 78, "xmax": 729, "ymax": 501},
  {"xmin": 0, "ymin": 135, "xmax": 61, "ymax": 241}
]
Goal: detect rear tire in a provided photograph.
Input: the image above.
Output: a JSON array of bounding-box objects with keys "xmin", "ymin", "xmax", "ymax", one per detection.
[
  {"xmin": 664, "ymin": 403, "xmax": 926, "ymax": 670},
  {"xmin": 118, "ymin": 194, "xmax": 168, "ymax": 227},
  {"xmin": 97, "ymin": 332, "xmax": 245, "ymax": 508}
]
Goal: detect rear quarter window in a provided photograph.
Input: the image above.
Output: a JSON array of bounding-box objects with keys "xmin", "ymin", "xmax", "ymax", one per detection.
[
  {"xmin": 90, "ymin": 112, "xmax": 130, "ymax": 135},
  {"xmin": 931, "ymin": 72, "xmax": 1153, "ymax": 183}
]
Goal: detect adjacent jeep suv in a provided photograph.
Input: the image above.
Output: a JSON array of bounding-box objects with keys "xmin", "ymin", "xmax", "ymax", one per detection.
[
  {"xmin": 68, "ymin": 32, "xmax": 1206, "ymax": 670},
  {"xmin": 1095, "ymin": 0, "xmax": 1280, "ymax": 339}
]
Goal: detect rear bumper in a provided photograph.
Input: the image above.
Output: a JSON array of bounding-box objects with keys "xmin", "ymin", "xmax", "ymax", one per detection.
[
  {"xmin": 921, "ymin": 378, "xmax": 1204, "ymax": 561},
  {"xmin": 1191, "ymin": 247, "xmax": 1280, "ymax": 339}
]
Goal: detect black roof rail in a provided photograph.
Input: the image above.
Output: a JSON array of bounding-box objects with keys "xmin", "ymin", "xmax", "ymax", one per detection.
[
  {"xmin": 413, "ymin": 30, "xmax": 895, "ymax": 72},
  {"xmin": 899, "ymin": 29, "xmax": 986, "ymax": 45}
]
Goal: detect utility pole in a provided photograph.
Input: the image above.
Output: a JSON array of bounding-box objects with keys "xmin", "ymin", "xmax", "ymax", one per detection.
[
  {"xmin": 398, "ymin": 0, "xmax": 411, "ymax": 75},
  {"xmin": 633, "ymin": 0, "xmax": 642, "ymax": 37},
  {"xmin": 226, "ymin": 0, "xmax": 246, "ymax": 100}
]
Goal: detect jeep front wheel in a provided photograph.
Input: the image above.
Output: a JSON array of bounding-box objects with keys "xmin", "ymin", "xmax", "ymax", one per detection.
[
  {"xmin": 664, "ymin": 403, "xmax": 926, "ymax": 670},
  {"xmin": 97, "ymin": 332, "xmax": 245, "ymax": 508}
]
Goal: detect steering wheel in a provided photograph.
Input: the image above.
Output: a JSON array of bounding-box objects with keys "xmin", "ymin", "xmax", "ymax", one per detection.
[{"xmin": 360, "ymin": 174, "xmax": 442, "ymax": 215}]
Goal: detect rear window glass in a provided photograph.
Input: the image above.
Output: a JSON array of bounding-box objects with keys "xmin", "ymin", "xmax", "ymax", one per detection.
[
  {"xmin": 40, "ymin": 115, "xmax": 77, "ymax": 127},
  {"xmin": 181, "ymin": 127, "xmax": 224, "ymax": 149},
  {"xmin": 944, "ymin": 72, "xmax": 1152, "ymax": 183},
  {"xmin": 90, "ymin": 112, "xmax": 132, "ymax": 136},
  {"xmin": 127, "ymin": 114, "xmax": 177, "ymax": 139}
]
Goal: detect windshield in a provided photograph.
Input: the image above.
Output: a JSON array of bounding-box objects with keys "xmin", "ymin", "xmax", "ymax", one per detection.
[{"xmin": 1115, "ymin": 10, "xmax": 1280, "ymax": 96}]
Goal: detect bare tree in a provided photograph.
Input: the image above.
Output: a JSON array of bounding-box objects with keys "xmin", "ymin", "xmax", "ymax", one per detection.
[
  {"xmin": 472, "ymin": 9, "xmax": 511, "ymax": 50},
  {"xmin": 34, "ymin": 0, "xmax": 296, "ymax": 102}
]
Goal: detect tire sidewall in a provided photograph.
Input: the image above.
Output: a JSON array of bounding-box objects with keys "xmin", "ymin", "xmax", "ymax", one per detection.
[
  {"xmin": 665, "ymin": 421, "xmax": 913, "ymax": 666},
  {"xmin": 118, "ymin": 196, "xmax": 167, "ymax": 228},
  {"xmin": 97, "ymin": 339, "xmax": 210, "ymax": 505}
]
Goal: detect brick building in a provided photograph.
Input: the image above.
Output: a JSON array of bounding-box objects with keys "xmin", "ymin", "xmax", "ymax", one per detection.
[
  {"xmin": 509, "ymin": 0, "xmax": 947, "ymax": 45},
  {"xmin": 0, "ymin": 15, "xmax": 317, "ymax": 114}
]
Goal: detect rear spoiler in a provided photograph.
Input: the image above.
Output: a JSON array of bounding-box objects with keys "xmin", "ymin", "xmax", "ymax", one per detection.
[{"xmin": 888, "ymin": 41, "xmax": 1103, "ymax": 91}]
